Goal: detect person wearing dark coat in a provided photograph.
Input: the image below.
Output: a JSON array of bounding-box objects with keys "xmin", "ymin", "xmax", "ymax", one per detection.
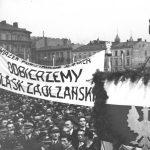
[
  {"xmin": 82, "ymin": 130, "xmax": 101, "ymax": 150},
  {"xmin": 0, "ymin": 123, "xmax": 19, "ymax": 150},
  {"xmin": 61, "ymin": 134, "xmax": 75, "ymax": 150},
  {"xmin": 72, "ymin": 117, "xmax": 90, "ymax": 150},
  {"xmin": 17, "ymin": 122, "xmax": 42, "ymax": 150},
  {"xmin": 47, "ymin": 127, "xmax": 64, "ymax": 150}
]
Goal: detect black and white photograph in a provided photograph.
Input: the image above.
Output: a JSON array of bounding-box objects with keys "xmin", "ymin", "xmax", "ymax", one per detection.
[{"xmin": 0, "ymin": 0, "xmax": 150, "ymax": 150}]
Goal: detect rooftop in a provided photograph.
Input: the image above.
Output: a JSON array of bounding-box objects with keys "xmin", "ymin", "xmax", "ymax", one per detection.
[
  {"xmin": 73, "ymin": 43, "xmax": 106, "ymax": 52},
  {"xmin": 0, "ymin": 20, "xmax": 31, "ymax": 33}
]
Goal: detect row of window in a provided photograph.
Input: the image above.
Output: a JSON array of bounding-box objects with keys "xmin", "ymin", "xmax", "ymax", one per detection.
[
  {"xmin": 36, "ymin": 51, "xmax": 71, "ymax": 61},
  {"xmin": 114, "ymin": 50, "xmax": 130, "ymax": 56},
  {"xmin": 0, "ymin": 33, "xmax": 30, "ymax": 41},
  {"xmin": 113, "ymin": 58, "xmax": 130, "ymax": 66},
  {"xmin": 73, "ymin": 51, "xmax": 97, "ymax": 60}
]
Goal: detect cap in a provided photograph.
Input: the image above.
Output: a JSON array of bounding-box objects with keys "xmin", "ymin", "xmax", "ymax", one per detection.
[
  {"xmin": 24, "ymin": 122, "xmax": 34, "ymax": 129},
  {"xmin": 51, "ymin": 127, "xmax": 60, "ymax": 133}
]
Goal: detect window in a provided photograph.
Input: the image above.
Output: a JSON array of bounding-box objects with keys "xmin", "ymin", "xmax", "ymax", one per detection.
[
  {"xmin": 126, "ymin": 50, "xmax": 129, "ymax": 56},
  {"xmin": 145, "ymin": 51, "xmax": 147, "ymax": 57},
  {"xmin": 83, "ymin": 53, "xmax": 86, "ymax": 58},
  {"xmin": 67, "ymin": 52, "xmax": 70, "ymax": 58},
  {"xmin": 115, "ymin": 59, "xmax": 118, "ymax": 66},
  {"xmin": 115, "ymin": 51, "xmax": 118, "ymax": 56},
  {"xmin": 79, "ymin": 53, "xmax": 81, "ymax": 59},
  {"xmin": 126, "ymin": 58, "xmax": 130, "ymax": 66},
  {"xmin": 6, "ymin": 34, "xmax": 9, "ymax": 40},
  {"xmin": 60, "ymin": 52, "xmax": 63, "ymax": 58},
  {"xmin": 120, "ymin": 58, "xmax": 122, "ymax": 66},
  {"xmin": 56, "ymin": 52, "xmax": 59, "ymax": 58}
]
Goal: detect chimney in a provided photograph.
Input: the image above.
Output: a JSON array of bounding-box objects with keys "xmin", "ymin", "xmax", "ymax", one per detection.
[
  {"xmin": 137, "ymin": 38, "xmax": 142, "ymax": 42},
  {"xmin": 1, "ymin": 20, "xmax": 6, "ymax": 25},
  {"xmin": 63, "ymin": 39, "xmax": 67, "ymax": 46},
  {"xmin": 13, "ymin": 22, "xmax": 18, "ymax": 28}
]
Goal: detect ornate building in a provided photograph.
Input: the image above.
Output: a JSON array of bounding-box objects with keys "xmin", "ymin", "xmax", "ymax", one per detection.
[
  {"xmin": 72, "ymin": 35, "xmax": 150, "ymax": 72},
  {"xmin": 0, "ymin": 20, "xmax": 32, "ymax": 60},
  {"xmin": 111, "ymin": 35, "xmax": 150, "ymax": 72}
]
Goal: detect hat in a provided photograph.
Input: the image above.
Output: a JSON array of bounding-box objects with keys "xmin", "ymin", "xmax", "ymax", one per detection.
[
  {"xmin": 51, "ymin": 127, "xmax": 60, "ymax": 133},
  {"xmin": 24, "ymin": 122, "xmax": 34, "ymax": 129}
]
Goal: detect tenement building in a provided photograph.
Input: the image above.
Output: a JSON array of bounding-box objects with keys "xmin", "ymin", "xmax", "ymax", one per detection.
[
  {"xmin": 111, "ymin": 35, "xmax": 150, "ymax": 72},
  {"xmin": 0, "ymin": 20, "xmax": 32, "ymax": 60},
  {"xmin": 32, "ymin": 37, "xmax": 72, "ymax": 66},
  {"xmin": 72, "ymin": 39, "xmax": 106, "ymax": 62},
  {"xmin": 72, "ymin": 35, "xmax": 150, "ymax": 72}
]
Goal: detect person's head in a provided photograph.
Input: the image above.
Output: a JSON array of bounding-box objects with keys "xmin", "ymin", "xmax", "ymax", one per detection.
[
  {"xmin": 4, "ymin": 106, "xmax": 9, "ymax": 111},
  {"xmin": 90, "ymin": 128, "xmax": 97, "ymax": 138},
  {"xmin": 77, "ymin": 130, "xmax": 85, "ymax": 142},
  {"xmin": 24, "ymin": 122, "xmax": 34, "ymax": 135},
  {"xmin": 61, "ymin": 134, "xmax": 72, "ymax": 149},
  {"xmin": 78, "ymin": 112, "xmax": 84, "ymax": 118},
  {"xmin": 79, "ymin": 117, "xmax": 86, "ymax": 128},
  {"xmin": 18, "ymin": 118, "xmax": 24, "ymax": 125},
  {"xmin": 64, "ymin": 120, "xmax": 73, "ymax": 131},
  {"xmin": 50, "ymin": 127, "xmax": 60, "ymax": 141},
  {"xmin": 62, "ymin": 126, "xmax": 70, "ymax": 135},
  {"xmin": 2, "ymin": 119, "xmax": 8, "ymax": 127},
  {"xmin": 7, "ymin": 123, "xmax": 15, "ymax": 135},
  {"xmin": 57, "ymin": 115, "xmax": 63, "ymax": 120}
]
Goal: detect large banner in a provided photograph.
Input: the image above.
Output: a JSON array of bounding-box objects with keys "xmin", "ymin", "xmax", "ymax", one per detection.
[{"xmin": 0, "ymin": 47, "xmax": 105, "ymax": 106}]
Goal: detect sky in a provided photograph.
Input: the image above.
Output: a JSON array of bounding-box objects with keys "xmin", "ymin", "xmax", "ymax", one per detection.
[{"xmin": 1, "ymin": 0, "xmax": 150, "ymax": 44}]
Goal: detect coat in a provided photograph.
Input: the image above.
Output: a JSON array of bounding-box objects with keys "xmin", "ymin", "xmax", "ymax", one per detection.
[
  {"xmin": 0, "ymin": 134, "xmax": 18, "ymax": 150},
  {"xmin": 17, "ymin": 134, "xmax": 42, "ymax": 150},
  {"xmin": 48, "ymin": 140, "xmax": 64, "ymax": 150}
]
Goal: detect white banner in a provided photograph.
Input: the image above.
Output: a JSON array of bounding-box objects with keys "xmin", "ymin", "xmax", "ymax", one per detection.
[{"xmin": 0, "ymin": 47, "xmax": 105, "ymax": 106}]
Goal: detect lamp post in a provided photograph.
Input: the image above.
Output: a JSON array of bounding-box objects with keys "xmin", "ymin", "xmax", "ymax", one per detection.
[
  {"xmin": 73, "ymin": 54, "xmax": 75, "ymax": 63},
  {"xmin": 52, "ymin": 54, "xmax": 55, "ymax": 66}
]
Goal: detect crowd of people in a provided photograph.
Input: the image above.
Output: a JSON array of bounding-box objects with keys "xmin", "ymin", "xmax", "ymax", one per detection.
[{"xmin": 0, "ymin": 89, "xmax": 101, "ymax": 150}]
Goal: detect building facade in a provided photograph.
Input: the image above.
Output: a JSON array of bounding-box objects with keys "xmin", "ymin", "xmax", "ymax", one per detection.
[
  {"xmin": 111, "ymin": 36, "xmax": 150, "ymax": 72},
  {"xmin": 0, "ymin": 20, "xmax": 31, "ymax": 60},
  {"xmin": 72, "ymin": 40, "xmax": 106, "ymax": 62},
  {"xmin": 72, "ymin": 36, "xmax": 150, "ymax": 72},
  {"xmin": 33, "ymin": 37, "xmax": 72, "ymax": 66}
]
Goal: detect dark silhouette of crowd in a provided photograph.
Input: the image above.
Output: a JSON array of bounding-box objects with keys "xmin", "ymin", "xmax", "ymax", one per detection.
[{"xmin": 0, "ymin": 89, "xmax": 101, "ymax": 150}]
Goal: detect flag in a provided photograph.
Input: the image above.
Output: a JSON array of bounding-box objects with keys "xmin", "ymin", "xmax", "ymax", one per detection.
[{"xmin": 93, "ymin": 73, "xmax": 150, "ymax": 149}]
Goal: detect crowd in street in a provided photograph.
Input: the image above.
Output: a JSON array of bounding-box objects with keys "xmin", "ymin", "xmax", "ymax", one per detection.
[{"xmin": 0, "ymin": 89, "xmax": 101, "ymax": 150}]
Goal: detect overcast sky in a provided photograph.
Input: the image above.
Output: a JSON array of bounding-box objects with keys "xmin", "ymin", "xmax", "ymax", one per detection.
[{"xmin": 1, "ymin": 0, "xmax": 150, "ymax": 44}]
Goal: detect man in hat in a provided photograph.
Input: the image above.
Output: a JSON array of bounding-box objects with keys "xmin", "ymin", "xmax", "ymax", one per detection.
[
  {"xmin": 17, "ymin": 122, "xmax": 42, "ymax": 150},
  {"xmin": 0, "ymin": 123, "xmax": 18, "ymax": 150},
  {"xmin": 48, "ymin": 126, "xmax": 63, "ymax": 150}
]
